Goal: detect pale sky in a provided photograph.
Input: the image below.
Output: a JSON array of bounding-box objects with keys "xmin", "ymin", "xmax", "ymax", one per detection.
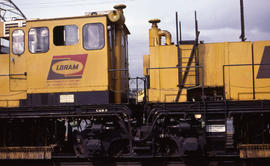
[{"xmin": 10, "ymin": 0, "xmax": 270, "ymax": 77}]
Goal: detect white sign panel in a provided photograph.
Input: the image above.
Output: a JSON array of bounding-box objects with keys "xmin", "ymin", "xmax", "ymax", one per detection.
[{"xmin": 60, "ymin": 94, "xmax": 74, "ymax": 103}]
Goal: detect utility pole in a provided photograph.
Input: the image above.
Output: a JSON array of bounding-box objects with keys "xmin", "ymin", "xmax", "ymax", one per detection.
[{"xmin": 240, "ymin": 0, "xmax": 246, "ymax": 41}]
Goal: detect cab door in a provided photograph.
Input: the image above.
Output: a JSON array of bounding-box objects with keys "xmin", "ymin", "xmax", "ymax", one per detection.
[{"xmin": 9, "ymin": 28, "xmax": 27, "ymax": 91}]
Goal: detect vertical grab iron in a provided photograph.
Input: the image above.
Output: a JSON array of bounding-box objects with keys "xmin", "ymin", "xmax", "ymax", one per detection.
[
  {"xmin": 240, "ymin": 0, "xmax": 246, "ymax": 41},
  {"xmin": 194, "ymin": 11, "xmax": 200, "ymax": 86},
  {"xmin": 176, "ymin": 12, "xmax": 182, "ymax": 100},
  {"xmin": 175, "ymin": 11, "xmax": 200, "ymax": 102}
]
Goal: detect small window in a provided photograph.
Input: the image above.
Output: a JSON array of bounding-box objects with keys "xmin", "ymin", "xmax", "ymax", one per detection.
[
  {"xmin": 12, "ymin": 29, "xmax": 24, "ymax": 55},
  {"xmin": 29, "ymin": 27, "xmax": 49, "ymax": 53},
  {"xmin": 83, "ymin": 23, "xmax": 104, "ymax": 50},
  {"xmin": 53, "ymin": 25, "xmax": 78, "ymax": 46}
]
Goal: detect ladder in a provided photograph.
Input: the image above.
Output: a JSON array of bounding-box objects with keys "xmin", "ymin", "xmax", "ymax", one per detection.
[{"xmin": 175, "ymin": 31, "xmax": 200, "ymax": 102}]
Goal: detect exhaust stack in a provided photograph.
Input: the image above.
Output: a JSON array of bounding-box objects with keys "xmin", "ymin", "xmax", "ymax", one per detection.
[
  {"xmin": 149, "ymin": 19, "xmax": 172, "ymax": 46},
  {"xmin": 113, "ymin": 4, "xmax": 126, "ymax": 104}
]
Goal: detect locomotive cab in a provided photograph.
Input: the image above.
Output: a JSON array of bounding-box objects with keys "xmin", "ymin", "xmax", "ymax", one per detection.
[
  {"xmin": 0, "ymin": 5, "xmax": 133, "ymax": 159},
  {"xmin": 0, "ymin": 5, "xmax": 129, "ymax": 107}
]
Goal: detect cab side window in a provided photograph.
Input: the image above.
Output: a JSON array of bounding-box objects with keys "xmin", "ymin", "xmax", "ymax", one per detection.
[
  {"xmin": 12, "ymin": 29, "xmax": 24, "ymax": 55},
  {"xmin": 83, "ymin": 23, "xmax": 104, "ymax": 50},
  {"xmin": 53, "ymin": 25, "xmax": 78, "ymax": 46},
  {"xmin": 29, "ymin": 27, "xmax": 49, "ymax": 53}
]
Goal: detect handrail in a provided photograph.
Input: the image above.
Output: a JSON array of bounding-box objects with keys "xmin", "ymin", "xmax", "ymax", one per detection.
[
  {"xmin": 222, "ymin": 63, "xmax": 270, "ymax": 100},
  {"xmin": 0, "ymin": 72, "xmax": 27, "ymax": 77},
  {"xmin": 146, "ymin": 65, "xmax": 205, "ymax": 102}
]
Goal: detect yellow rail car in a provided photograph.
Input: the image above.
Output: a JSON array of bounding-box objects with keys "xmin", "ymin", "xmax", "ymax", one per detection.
[
  {"xmin": 143, "ymin": 19, "xmax": 270, "ymax": 159},
  {"xmin": 0, "ymin": 3, "xmax": 270, "ymax": 162},
  {"xmin": 0, "ymin": 4, "xmax": 130, "ymax": 107},
  {"xmin": 144, "ymin": 20, "xmax": 270, "ymax": 103}
]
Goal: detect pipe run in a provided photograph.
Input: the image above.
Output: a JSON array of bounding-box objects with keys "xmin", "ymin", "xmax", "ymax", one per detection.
[
  {"xmin": 148, "ymin": 19, "xmax": 172, "ymax": 46},
  {"xmin": 113, "ymin": 4, "xmax": 126, "ymax": 104},
  {"xmin": 158, "ymin": 30, "xmax": 171, "ymax": 45}
]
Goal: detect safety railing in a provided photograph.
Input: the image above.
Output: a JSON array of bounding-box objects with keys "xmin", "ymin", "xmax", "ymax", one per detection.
[
  {"xmin": 146, "ymin": 65, "xmax": 205, "ymax": 102},
  {"xmin": 223, "ymin": 63, "xmax": 270, "ymax": 100}
]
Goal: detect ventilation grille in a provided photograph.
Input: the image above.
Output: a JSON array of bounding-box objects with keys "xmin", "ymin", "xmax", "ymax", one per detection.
[
  {"xmin": 85, "ymin": 10, "xmax": 112, "ymax": 16},
  {"xmin": 3, "ymin": 20, "xmax": 26, "ymax": 37}
]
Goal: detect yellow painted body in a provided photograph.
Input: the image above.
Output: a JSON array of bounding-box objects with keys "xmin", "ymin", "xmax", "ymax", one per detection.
[
  {"xmin": 0, "ymin": 53, "xmax": 26, "ymax": 107},
  {"xmin": 200, "ymin": 41, "xmax": 270, "ymax": 100},
  {"xmin": 0, "ymin": 10, "xmax": 269, "ymax": 106},
  {"xmin": 0, "ymin": 7, "xmax": 129, "ymax": 107},
  {"xmin": 144, "ymin": 22, "xmax": 270, "ymax": 102},
  {"xmin": 0, "ymin": 22, "xmax": 3, "ymax": 37},
  {"xmin": 200, "ymin": 42, "xmax": 254, "ymax": 100},
  {"xmin": 253, "ymin": 41, "xmax": 270, "ymax": 99},
  {"xmin": 26, "ymin": 16, "xmax": 108, "ymax": 94},
  {"xmin": 0, "ymin": 146, "xmax": 54, "ymax": 159},
  {"xmin": 145, "ymin": 45, "xmax": 196, "ymax": 102},
  {"xmin": 239, "ymin": 144, "xmax": 270, "ymax": 158}
]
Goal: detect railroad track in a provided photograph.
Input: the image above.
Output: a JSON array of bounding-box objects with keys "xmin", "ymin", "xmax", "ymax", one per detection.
[
  {"xmin": 1, "ymin": 158, "xmax": 270, "ymax": 166},
  {"xmin": 0, "ymin": 160, "xmax": 186, "ymax": 166},
  {"xmin": 55, "ymin": 161, "xmax": 186, "ymax": 166}
]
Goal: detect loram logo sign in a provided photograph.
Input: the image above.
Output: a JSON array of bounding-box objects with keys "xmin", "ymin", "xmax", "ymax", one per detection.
[{"xmin": 47, "ymin": 54, "xmax": 88, "ymax": 80}]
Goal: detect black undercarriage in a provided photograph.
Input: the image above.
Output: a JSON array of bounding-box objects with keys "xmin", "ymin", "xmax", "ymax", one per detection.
[{"xmin": 0, "ymin": 100, "xmax": 270, "ymax": 160}]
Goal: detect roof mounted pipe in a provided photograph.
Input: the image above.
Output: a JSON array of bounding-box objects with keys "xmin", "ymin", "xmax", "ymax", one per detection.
[
  {"xmin": 111, "ymin": 4, "xmax": 127, "ymax": 104},
  {"xmin": 158, "ymin": 30, "xmax": 172, "ymax": 46},
  {"xmin": 148, "ymin": 19, "xmax": 172, "ymax": 46},
  {"xmin": 108, "ymin": 4, "xmax": 126, "ymax": 24}
]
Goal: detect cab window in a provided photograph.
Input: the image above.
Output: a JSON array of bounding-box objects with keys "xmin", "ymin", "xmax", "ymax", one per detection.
[
  {"xmin": 29, "ymin": 27, "xmax": 49, "ymax": 53},
  {"xmin": 53, "ymin": 25, "xmax": 78, "ymax": 46},
  {"xmin": 83, "ymin": 23, "xmax": 104, "ymax": 50},
  {"xmin": 12, "ymin": 29, "xmax": 24, "ymax": 55}
]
